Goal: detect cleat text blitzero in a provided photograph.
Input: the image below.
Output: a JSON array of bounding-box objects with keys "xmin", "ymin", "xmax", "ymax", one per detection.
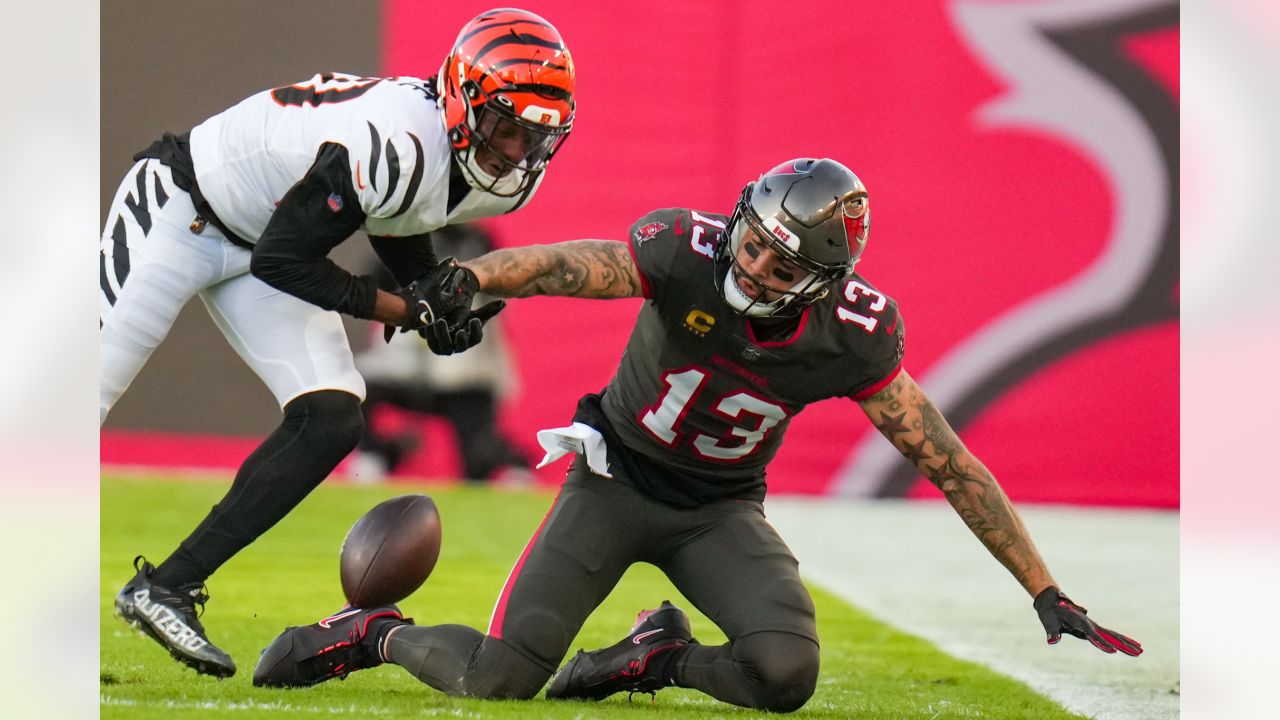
[{"xmin": 113, "ymin": 556, "xmax": 237, "ymax": 678}]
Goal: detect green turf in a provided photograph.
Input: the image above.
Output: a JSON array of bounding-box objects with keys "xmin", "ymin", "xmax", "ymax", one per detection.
[{"xmin": 102, "ymin": 475, "xmax": 1084, "ymax": 719}]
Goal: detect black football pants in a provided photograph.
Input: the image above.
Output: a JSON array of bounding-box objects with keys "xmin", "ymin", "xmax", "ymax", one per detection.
[{"xmin": 384, "ymin": 456, "xmax": 820, "ymax": 711}]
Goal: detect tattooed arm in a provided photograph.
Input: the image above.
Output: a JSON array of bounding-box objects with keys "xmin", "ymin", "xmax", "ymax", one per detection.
[
  {"xmin": 461, "ymin": 240, "xmax": 644, "ymax": 299},
  {"xmin": 857, "ymin": 368, "xmax": 1056, "ymax": 597}
]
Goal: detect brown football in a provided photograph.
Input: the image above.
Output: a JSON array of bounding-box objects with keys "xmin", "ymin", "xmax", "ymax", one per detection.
[{"xmin": 340, "ymin": 494, "xmax": 442, "ymax": 608}]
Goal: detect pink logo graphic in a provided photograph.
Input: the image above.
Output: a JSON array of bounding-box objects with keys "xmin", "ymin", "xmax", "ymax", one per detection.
[
  {"xmin": 318, "ymin": 607, "xmax": 361, "ymax": 629},
  {"xmin": 634, "ymin": 221, "xmax": 669, "ymax": 243}
]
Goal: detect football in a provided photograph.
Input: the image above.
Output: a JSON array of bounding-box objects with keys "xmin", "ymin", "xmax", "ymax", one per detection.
[{"xmin": 340, "ymin": 494, "xmax": 442, "ymax": 607}]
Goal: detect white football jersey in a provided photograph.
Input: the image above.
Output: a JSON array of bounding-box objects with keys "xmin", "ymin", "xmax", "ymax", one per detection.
[{"xmin": 188, "ymin": 72, "xmax": 539, "ymax": 241}]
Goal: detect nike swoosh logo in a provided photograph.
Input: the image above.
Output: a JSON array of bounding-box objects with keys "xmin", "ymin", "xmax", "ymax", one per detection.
[
  {"xmin": 632, "ymin": 629, "xmax": 664, "ymax": 644},
  {"xmin": 318, "ymin": 607, "xmax": 362, "ymax": 629},
  {"xmin": 356, "ymin": 161, "xmax": 367, "ymax": 190}
]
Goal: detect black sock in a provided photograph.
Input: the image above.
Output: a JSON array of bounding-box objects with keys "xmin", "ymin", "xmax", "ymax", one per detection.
[
  {"xmin": 656, "ymin": 643, "xmax": 693, "ymax": 685},
  {"xmin": 373, "ymin": 616, "xmax": 410, "ymax": 661},
  {"xmin": 151, "ymin": 390, "xmax": 363, "ymax": 587}
]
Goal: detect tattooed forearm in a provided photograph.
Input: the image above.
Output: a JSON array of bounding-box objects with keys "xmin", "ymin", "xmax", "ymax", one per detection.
[
  {"xmin": 927, "ymin": 452, "xmax": 1043, "ymax": 589},
  {"xmin": 922, "ymin": 416, "xmax": 1050, "ymax": 593},
  {"xmin": 464, "ymin": 240, "xmax": 643, "ymax": 299},
  {"xmin": 917, "ymin": 395, "xmax": 964, "ymax": 456},
  {"xmin": 860, "ymin": 370, "xmax": 1055, "ymax": 596}
]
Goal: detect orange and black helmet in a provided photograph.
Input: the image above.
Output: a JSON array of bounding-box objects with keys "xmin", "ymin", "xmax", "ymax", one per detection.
[{"xmin": 438, "ymin": 8, "xmax": 575, "ymax": 197}]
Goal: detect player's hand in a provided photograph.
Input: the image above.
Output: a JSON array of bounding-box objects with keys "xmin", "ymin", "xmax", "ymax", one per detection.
[
  {"xmin": 394, "ymin": 259, "xmax": 504, "ymax": 355},
  {"xmin": 1033, "ymin": 586, "xmax": 1143, "ymax": 656},
  {"xmin": 419, "ymin": 296, "xmax": 504, "ymax": 355}
]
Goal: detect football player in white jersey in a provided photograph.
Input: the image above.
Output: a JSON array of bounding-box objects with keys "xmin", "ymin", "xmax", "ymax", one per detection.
[{"xmin": 104, "ymin": 8, "xmax": 575, "ymax": 677}]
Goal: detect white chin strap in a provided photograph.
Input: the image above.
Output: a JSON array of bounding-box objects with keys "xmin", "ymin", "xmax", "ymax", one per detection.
[
  {"xmin": 721, "ymin": 268, "xmax": 789, "ymax": 317},
  {"xmin": 461, "ymin": 150, "xmax": 526, "ymax": 196}
]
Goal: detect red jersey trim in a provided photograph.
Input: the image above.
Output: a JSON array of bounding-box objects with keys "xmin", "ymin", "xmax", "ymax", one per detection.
[
  {"xmin": 627, "ymin": 237, "xmax": 654, "ymax": 299},
  {"xmin": 852, "ymin": 362, "xmax": 904, "ymax": 401},
  {"xmin": 487, "ymin": 485, "xmax": 562, "ymax": 639}
]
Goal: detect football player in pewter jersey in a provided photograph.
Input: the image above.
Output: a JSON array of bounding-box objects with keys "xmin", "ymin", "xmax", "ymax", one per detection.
[
  {"xmin": 255, "ymin": 158, "xmax": 1141, "ymax": 711},
  {"xmin": 105, "ymin": 9, "xmax": 574, "ymax": 677}
]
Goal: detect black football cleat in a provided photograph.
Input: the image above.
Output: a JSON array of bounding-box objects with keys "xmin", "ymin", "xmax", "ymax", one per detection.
[
  {"xmin": 546, "ymin": 600, "xmax": 695, "ymax": 701},
  {"xmin": 113, "ymin": 555, "xmax": 237, "ymax": 678},
  {"xmin": 252, "ymin": 605, "xmax": 411, "ymax": 688}
]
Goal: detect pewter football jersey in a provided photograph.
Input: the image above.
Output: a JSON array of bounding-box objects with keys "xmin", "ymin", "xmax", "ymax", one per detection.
[
  {"xmin": 188, "ymin": 72, "xmax": 541, "ymax": 242},
  {"xmin": 601, "ymin": 208, "xmax": 906, "ymax": 483}
]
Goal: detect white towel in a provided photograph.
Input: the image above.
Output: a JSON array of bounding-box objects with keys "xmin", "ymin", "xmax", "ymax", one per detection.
[{"xmin": 535, "ymin": 422, "xmax": 613, "ymax": 478}]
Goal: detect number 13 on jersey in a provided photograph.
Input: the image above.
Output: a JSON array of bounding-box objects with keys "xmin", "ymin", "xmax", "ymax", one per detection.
[
  {"xmin": 836, "ymin": 280, "xmax": 887, "ymax": 332},
  {"xmin": 640, "ymin": 368, "xmax": 788, "ymax": 461}
]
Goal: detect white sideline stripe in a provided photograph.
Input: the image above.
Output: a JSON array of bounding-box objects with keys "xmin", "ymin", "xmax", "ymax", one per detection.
[
  {"xmin": 100, "ymin": 695, "xmax": 432, "ymax": 715},
  {"xmin": 764, "ymin": 498, "xmax": 1179, "ymax": 720}
]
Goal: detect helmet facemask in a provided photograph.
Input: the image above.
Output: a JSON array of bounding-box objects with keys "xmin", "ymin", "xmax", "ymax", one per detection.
[
  {"xmin": 714, "ymin": 158, "xmax": 870, "ymax": 318},
  {"xmin": 714, "ymin": 186, "xmax": 850, "ymax": 318},
  {"xmin": 453, "ymin": 85, "xmax": 571, "ymax": 197}
]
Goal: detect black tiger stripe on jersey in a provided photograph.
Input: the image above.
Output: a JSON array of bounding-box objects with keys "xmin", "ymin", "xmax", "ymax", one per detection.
[
  {"xmin": 124, "ymin": 164, "xmax": 152, "ymax": 235},
  {"xmin": 378, "ymin": 138, "xmax": 400, "ymax": 211},
  {"xmin": 153, "ymin": 171, "xmax": 169, "ymax": 208},
  {"xmin": 387, "ymin": 133, "xmax": 424, "ymax": 219},
  {"xmin": 366, "ymin": 121, "xmax": 381, "ymax": 192},
  {"xmin": 100, "ymin": 252, "xmax": 117, "ymax": 307},
  {"xmin": 270, "ymin": 78, "xmax": 382, "ymax": 108},
  {"xmin": 110, "ymin": 216, "xmax": 132, "ymax": 289}
]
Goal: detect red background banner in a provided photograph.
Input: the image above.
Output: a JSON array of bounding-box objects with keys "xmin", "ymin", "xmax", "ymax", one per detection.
[
  {"xmin": 103, "ymin": 1, "xmax": 1179, "ymax": 508},
  {"xmin": 376, "ymin": 1, "xmax": 1178, "ymax": 507}
]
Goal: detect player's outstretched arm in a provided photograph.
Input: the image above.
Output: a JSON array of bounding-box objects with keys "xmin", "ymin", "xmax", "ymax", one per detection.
[
  {"xmin": 856, "ymin": 369, "xmax": 1142, "ymax": 656},
  {"xmin": 856, "ymin": 369, "xmax": 1054, "ymax": 595},
  {"xmin": 462, "ymin": 240, "xmax": 644, "ymax": 299}
]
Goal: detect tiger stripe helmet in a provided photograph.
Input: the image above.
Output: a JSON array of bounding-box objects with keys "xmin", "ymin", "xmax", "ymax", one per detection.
[{"xmin": 438, "ymin": 8, "xmax": 575, "ymax": 197}]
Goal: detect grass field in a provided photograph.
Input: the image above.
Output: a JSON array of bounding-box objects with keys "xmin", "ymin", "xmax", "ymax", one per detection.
[{"xmin": 102, "ymin": 475, "xmax": 1085, "ymax": 719}]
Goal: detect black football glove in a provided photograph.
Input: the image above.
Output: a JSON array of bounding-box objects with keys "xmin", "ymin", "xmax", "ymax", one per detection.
[
  {"xmin": 389, "ymin": 258, "xmax": 505, "ymax": 355},
  {"xmin": 419, "ymin": 294, "xmax": 504, "ymax": 355},
  {"xmin": 1033, "ymin": 586, "xmax": 1142, "ymax": 656}
]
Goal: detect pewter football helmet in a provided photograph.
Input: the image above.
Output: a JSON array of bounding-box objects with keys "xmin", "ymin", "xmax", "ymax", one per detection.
[{"xmin": 715, "ymin": 158, "xmax": 870, "ymax": 317}]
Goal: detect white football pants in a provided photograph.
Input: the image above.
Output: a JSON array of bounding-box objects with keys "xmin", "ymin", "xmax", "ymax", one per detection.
[{"xmin": 99, "ymin": 159, "xmax": 365, "ymax": 425}]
